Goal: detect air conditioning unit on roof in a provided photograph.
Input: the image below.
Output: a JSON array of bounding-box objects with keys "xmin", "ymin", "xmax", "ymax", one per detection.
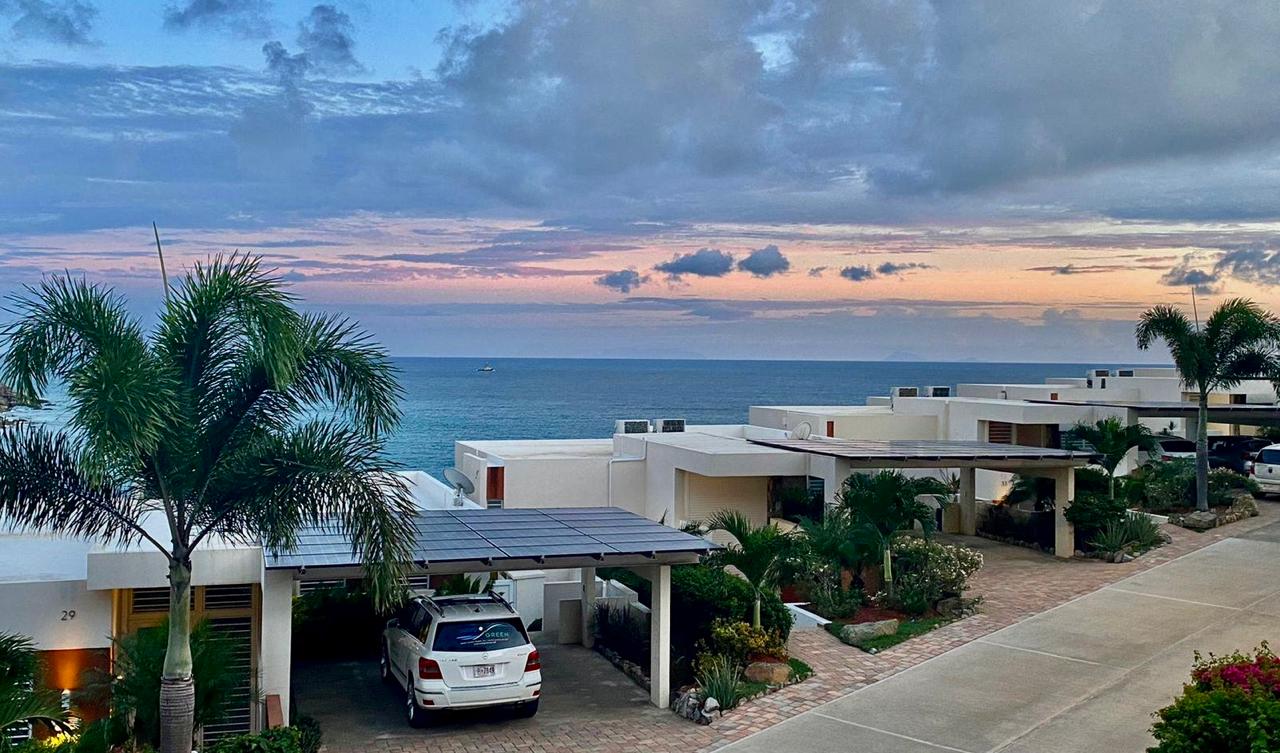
[
  {"xmin": 892, "ymin": 386, "xmax": 920, "ymax": 398},
  {"xmin": 925, "ymin": 386, "xmax": 951, "ymax": 397},
  {"xmin": 655, "ymin": 418, "xmax": 686, "ymax": 433},
  {"xmin": 1089, "ymin": 369, "xmax": 1112, "ymax": 378},
  {"xmin": 615, "ymin": 419, "xmax": 652, "ymax": 434},
  {"xmin": 1115, "ymin": 369, "xmax": 1135, "ymax": 377}
]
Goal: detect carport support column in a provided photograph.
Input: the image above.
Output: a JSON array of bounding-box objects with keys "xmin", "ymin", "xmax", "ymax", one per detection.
[
  {"xmin": 260, "ymin": 569, "xmax": 295, "ymax": 725},
  {"xmin": 648, "ymin": 564, "xmax": 671, "ymax": 709},
  {"xmin": 958, "ymin": 467, "xmax": 977, "ymax": 536},
  {"xmin": 581, "ymin": 566, "xmax": 597, "ymax": 649},
  {"xmin": 1053, "ymin": 468, "xmax": 1076, "ymax": 559}
]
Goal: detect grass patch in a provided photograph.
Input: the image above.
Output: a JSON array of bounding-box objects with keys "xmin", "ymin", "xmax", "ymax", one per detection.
[
  {"xmin": 854, "ymin": 617, "xmax": 949, "ymax": 652},
  {"xmin": 787, "ymin": 657, "xmax": 813, "ymax": 682}
]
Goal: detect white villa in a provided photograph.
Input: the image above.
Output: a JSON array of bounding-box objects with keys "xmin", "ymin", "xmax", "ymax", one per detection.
[{"xmin": 4, "ymin": 364, "xmax": 1280, "ymax": 734}]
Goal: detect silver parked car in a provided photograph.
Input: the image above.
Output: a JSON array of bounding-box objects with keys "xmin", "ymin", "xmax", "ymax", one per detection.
[{"xmin": 380, "ymin": 592, "xmax": 541, "ymax": 727}]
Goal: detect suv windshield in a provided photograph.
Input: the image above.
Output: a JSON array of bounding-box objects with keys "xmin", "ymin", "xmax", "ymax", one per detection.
[
  {"xmin": 433, "ymin": 619, "xmax": 528, "ymax": 652},
  {"xmin": 1158, "ymin": 439, "xmax": 1196, "ymax": 453}
]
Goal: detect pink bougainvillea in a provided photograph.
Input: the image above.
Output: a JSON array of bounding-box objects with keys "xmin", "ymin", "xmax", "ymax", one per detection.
[{"xmin": 1190, "ymin": 642, "xmax": 1280, "ymax": 695}]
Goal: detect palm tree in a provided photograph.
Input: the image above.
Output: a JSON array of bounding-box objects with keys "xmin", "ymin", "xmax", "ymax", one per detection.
[
  {"xmin": 1136, "ymin": 298, "xmax": 1280, "ymax": 512},
  {"xmin": 1064, "ymin": 417, "xmax": 1159, "ymax": 500},
  {"xmin": 0, "ymin": 632, "xmax": 69, "ymax": 744},
  {"xmin": 838, "ymin": 471, "xmax": 946, "ymax": 595},
  {"xmin": 0, "ymin": 256, "xmax": 416, "ymax": 753},
  {"xmin": 703, "ymin": 511, "xmax": 790, "ymax": 629}
]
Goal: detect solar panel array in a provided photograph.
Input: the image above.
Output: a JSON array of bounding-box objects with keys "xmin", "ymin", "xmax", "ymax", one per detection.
[
  {"xmin": 750, "ymin": 437, "xmax": 1094, "ymax": 462},
  {"xmin": 267, "ymin": 506, "xmax": 715, "ymax": 570}
]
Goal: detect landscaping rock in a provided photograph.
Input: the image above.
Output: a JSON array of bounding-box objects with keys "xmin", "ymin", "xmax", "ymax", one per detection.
[
  {"xmin": 702, "ymin": 697, "xmax": 720, "ymax": 714},
  {"xmin": 1182, "ymin": 510, "xmax": 1220, "ymax": 531},
  {"xmin": 671, "ymin": 689, "xmax": 712, "ymax": 724},
  {"xmin": 839, "ymin": 619, "xmax": 899, "ymax": 644},
  {"xmin": 743, "ymin": 660, "xmax": 791, "ymax": 685}
]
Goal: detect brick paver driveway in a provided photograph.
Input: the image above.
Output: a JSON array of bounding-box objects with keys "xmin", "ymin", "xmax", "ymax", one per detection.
[{"xmin": 306, "ymin": 502, "xmax": 1280, "ymax": 753}]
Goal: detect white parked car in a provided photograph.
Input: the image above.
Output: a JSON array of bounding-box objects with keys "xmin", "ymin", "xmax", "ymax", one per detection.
[
  {"xmin": 1141, "ymin": 437, "xmax": 1197, "ymax": 466},
  {"xmin": 380, "ymin": 592, "xmax": 541, "ymax": 727},
  {"xmin": 1250, "ymin": 444, "xmax": 1280, "ymax": 496}
]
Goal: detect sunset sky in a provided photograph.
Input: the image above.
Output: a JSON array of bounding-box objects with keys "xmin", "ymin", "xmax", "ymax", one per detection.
[{"xmin": 4, "ymin": 1, "xmax": 1280, "ymax": 361}]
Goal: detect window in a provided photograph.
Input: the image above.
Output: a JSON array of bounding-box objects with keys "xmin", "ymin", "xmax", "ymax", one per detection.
[
  {"xmin": 1259, "ymin": 449, "xmax": 1280, "ymax": 465},
  {"xmin": 987, "ymin": 422, "xmax": 1013, "ymax": 444},
  {"xmin": 433, "ymin": 619, "xmax": 529, "ymax": 652},
  {"xmin": 1159, "ymin": 439, "xmax": 1196, "ymax": 453},
  {"xmin": 412, "ymin": 605, "xmax": 433, "ymax": 643}
]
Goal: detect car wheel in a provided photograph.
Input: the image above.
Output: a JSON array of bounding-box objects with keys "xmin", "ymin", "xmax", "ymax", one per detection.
[
  {"xmin": 514, "ymin": 699, "xmax": 539, "ymax": 719},
  {"xmin": 379, "ymin": 645, "xmax": 392, "ymax": 684},
  {"xmin": 406, "ymin": 681, "xmax": 428, "ymax": 728}
]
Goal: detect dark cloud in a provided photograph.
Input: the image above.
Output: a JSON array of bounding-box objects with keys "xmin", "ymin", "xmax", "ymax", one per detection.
[
  {"xmin": 1026, "ymin": 261, "xmax": 1168, "ymax": 275},
  {"xmin": 3, "ymin": 0, "xmax": 97, "ymax": 45},
  {"xmin": 875, "ymin": 261, "xmax": 932, "ymax": 275},
  {"xmin": 736, "ymin": 244, "xmax": 790, "ymax": 277},
  {"xmin": 162, "ymin": 0, "xmax": 271, "ymax": 38},
  {"xmin": 595, "ymin": 269, "xmax": 648, "ymax": 294},
  {"xmin": 808, "ymin": 266, "xmax": 828, "ymax": 277},
  {"xmin": 1161, "ymin": 256, "xmax": 1221, "ymax": 294},
  {"xmin": 839, "ymin": 265, "xmax": 876, "ymax": 282},
  {"xmin": 1213, "ymin": 244, "xmax": 1280, "ymax": 286},
  {"xmin": 654, "ymin": 248, "xmax": 735, "ymax": 278},
  {"xmin": 295, "ymin": 4, "xmax": 362, "ymax": 75}
]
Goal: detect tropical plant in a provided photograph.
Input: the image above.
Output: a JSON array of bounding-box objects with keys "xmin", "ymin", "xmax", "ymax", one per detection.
[
  {"xmin": 0, "ymin": 255, "xmax": 417, "ymax": 753},
  {"xmin": 697, "ymin": 619, "xmax": 787, "ymax": 670},
  {"xmin": 1149, "ymin": 643, "xmax": 1280, "ymax": 752},
  {"xmin": 694, "ymin": 655, "xmax": 743, "ymax": 712},
  {"xmin": 795, "ymin": 509, "xmax": 868, "ymax": 593},
  {"xmin": 82, "ymin": 621, "xmax": 247, "ymax": 748},
  {"xmin": 0, "ymin": 633, "xmax": 68, "ymax": 744},
  {"xmin": 704, "ymin": 511, "xmax": 792, "ymax": 629},
  {"xmin": 838, "ymin": 471, "xmax": 948, "ymax": 594},
  {"xmin": 1089, "ymin": 514, "xmax": 1164, "ymax": 558},
  {"xmin": 1136, "ymin": 298, "xmax": 1280, "ymax": 511},
  {"xmin": 885, "ymin": 537, "xmax": 983, "ymax": 616},
  {"xmin": 1064, "ymin": 417, "xmax": 1159, "ymax": 499},
  {"xmin": 211, "ymin": 726, "xmax": 303, "ymax": 753}
]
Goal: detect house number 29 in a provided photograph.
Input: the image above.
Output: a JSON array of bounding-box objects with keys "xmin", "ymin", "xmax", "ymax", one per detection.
[{"xmin": 60, "ymin": 610, "xmax": 76, "ymax": 621}]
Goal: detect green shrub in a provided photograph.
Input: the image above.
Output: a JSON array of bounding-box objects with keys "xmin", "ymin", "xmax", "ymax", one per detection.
[
  {"xmin": 694, "ymin": 655, "xmax": 743, "ymax": 712},
  {"xmin": 211, "ymin": 727, "xmax": 302, "ymax": 753},
  {"xmin": 1149, "ymin": 644, "xmax": 1280, "ymax": 752},
  {"xmin": 806, "ymin": 582, "xmax": 863, "ymax": 620},
  {"xmin": 599, "ymin": 564, "xmax": 792, "ymax": 683},
  {"xmin": 697, "ymin": 619, "xmax": 787, "ymax": 670},
  {"xmin": 1126, "ymin": 462, "xmax": 1258, "ymax": 513},
  {"xmin": 291, "ymin": 716, "xmax": 321, "ymax": 753},
  {"xmin": 1089, "ymin": 514, "xmax": 1164, "ymax": 557},
  {"xmin": 1208, "ymin": 468, "xmax": 1260, "ymax": 506},
  {"xmin": 292, "ymin": 585, "xmax": 387, "ymax": 661},
  {"xmin": 885, "ymin": 536, "xmax": 982, "ymax": 615},
  {"xmin": 82, "ymin": 620, "xmax": 246, "ymax": 749},
  {"xmin": 1064, "ymin": 491, "xmax": 1129, "ymax": 541}
]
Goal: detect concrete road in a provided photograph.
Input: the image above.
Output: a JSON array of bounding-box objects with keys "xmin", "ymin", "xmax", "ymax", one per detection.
[{"xmin": 723, "ymin": 534, "xmax": 1280, "ymax": 753}]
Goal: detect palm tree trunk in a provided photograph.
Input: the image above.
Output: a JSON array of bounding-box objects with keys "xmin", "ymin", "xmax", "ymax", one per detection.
[
  {"xmin": 1195, "ymin": 392, "xmax": 1210, "ymax": 513},
  {"xmin": 1108, "ymin": 472, "xmax": 1116, "ymax": 501},
  {"xmin": 752, "ymin": 595, "xmax": 762, "ymax": 629},
  {"xmin": 160, "ymin": 558, "xmax": 195, "ymax": 753}
]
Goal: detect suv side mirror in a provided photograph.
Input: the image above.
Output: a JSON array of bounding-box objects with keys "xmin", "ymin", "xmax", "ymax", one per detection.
[{"xmin": 386, "ymin": 617, "xmax": 400, "ymax": 630}]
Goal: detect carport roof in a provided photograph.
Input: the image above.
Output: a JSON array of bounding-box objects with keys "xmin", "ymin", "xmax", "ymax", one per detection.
[
  {"xmin": 266, "ymin": 506, "xmax": 715, "ymax": 572},
  {"xmin": 750, "ymin": 438, "xmax": 1095, "ymax": 467},
  {"xmin": 1028, "ymin": 399, "xmax": 1280, "ymax": 421}
]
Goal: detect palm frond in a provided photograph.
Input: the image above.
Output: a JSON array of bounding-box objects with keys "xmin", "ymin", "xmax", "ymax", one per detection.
[
  {"xmin": 286, "ymin": 313, "xmax": 402, "ymax": 437},
  {"xmin": 703, "ymin": 510, "xmax": 790, "ymax": 592},
  {"xmin": 193, "ymin": 420, "xmax": 416, "ymax": 610},
  {"xmin": 0, "ymin": 426, "xmax": 161, "ymax": 549},
  {"xmin": 1, "ymin": 275, "xmax": 174, "ymax": 457}
]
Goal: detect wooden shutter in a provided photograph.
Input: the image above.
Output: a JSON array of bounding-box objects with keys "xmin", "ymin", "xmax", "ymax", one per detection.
[
  {"xmin": 987, "ymin": 421, "xmax": 1013, "ymax": 444},
  {"xmin": 826, "ymin": 420, "xmax": 836, "ymax": 437},
  {"xmin": 486, "ymin": 466, "xmax": 505, "ymax": 507}
]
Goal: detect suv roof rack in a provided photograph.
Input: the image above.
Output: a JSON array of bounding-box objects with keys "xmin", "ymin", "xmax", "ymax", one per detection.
[{"xmin": 419, "ymin": 590, "xmax": 515, "ymax": 617}]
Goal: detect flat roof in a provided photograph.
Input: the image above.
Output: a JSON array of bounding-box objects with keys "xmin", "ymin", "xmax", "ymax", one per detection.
[
  {"xmin": 750, "ymin": 438, "xmax": 1095, "ymax": 468},
  {"xmin": 457, "ymin": 438, "xmax": 615, "ymax": 460},
  {"xmin": 1029, "ymin": 400, "xmax": 1280, "ymax": 418},
  {"xmin": 267, "ymin": 507, "xmax": 715, "ymax": 572}
]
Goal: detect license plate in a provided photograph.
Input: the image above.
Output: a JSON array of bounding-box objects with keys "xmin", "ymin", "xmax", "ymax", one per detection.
[{"xmin": 473, "ymin": 664, "xmax": 495, "ymax": 678}]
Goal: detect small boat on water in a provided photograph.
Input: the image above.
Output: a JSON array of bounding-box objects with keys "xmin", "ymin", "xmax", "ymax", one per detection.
[{"xmin": 478, "ymin": 363, "xmax": 495, "ymax": 373}]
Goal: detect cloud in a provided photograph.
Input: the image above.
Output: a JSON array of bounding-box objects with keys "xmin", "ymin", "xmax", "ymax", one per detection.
[
  {"xmin": 654, "ymin": 248, "xmax": 735, "ymax": 278},
  {"xmin": 162, "ymin": 0, "xmax": 271, "ymax": 37},
  {"xmin": 1213, "ymin": 244, "xmax": 1280, "ymax": 286},
  {"xmin": 295, "ymin": 4, "xmax": 363, "ymax": 75},
  {"xmin": 1161, "ymin": 256, "xmax": 1221, "ymax": 294},
  {"xmin": 875, "ymin": 261, "xmax": 932, "ymax": 276},
  {"xmin": 808, "ymin": 266, "xmax": 828, "ymax": 277},
  {"xmin": 840, "ymin": 265, "xmax": 876, "ymax": 282},
  {"xmin": 595, "ymin": 269, "xmax": 648, "ymax": 294},
  {"xmin": 3, "ymin": 0, "xmax": 97, "ymax": 45},
  {"xmin": 736, "ymin": 244, "xmax": 790, "ymax": 277}
]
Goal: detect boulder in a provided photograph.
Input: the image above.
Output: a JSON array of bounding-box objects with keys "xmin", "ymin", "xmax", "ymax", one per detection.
[
  {"xmin": 1182, "ymin": 510, "xmax": 1219, "ymax": 531},
  {"xmin": 743, "ymin": 660, "xmax": 791, "ymax": 685},
  {"xmin": 839, "ymin": 619, "xmax": 900, "ymax": 644}
]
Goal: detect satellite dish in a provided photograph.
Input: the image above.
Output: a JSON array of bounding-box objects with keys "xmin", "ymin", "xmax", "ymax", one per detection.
[
  {"xmin": 443, "ymin": 468, "xmax": 475, "ymax": 507},
  {"xmin": 790, "ymin": 421, "xmax": 812, "ymax": 440}
]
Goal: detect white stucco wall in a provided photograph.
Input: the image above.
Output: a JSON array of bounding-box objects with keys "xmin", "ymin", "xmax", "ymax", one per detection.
[{"xmin": 0, "ymin": 580, "xmax": 113, "ymax": 650}]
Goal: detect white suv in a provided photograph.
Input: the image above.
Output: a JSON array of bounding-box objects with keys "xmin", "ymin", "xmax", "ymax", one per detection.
[
  {"xmin": 1251, "ymin": 444, "xmax": 1280, "ymax": 496},
  {"xmin": 380, "ymin": 593, "xmax": 542, "ymax": 727}
]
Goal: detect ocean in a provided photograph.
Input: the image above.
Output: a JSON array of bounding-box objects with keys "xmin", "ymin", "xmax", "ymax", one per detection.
[{"xmin": 9, "ymin": 358, "xmax": 1112, "ymax": 479}]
